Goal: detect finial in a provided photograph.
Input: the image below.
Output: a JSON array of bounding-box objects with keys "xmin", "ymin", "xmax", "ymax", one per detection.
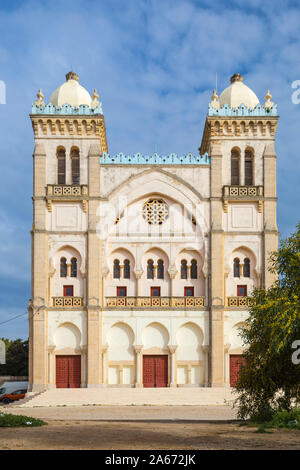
[
  {"xmin": 230, "ymin": 73, "xmax": 243, "ymax": 83},
  {"xmin": 66, "ymin": 71, "xmax": 79, "ymax": 82},
  {"xmin": 264, "ymin": 89, "xmax": 274, "ymax": 109},
  {"xmin": 209, "ymin": 89, "xmax": 220, "ymax": 109},
  {"xmin": 91, "ymin": 88, "xmax": 100, "ymax": 108},
  {"xmin": 35, "ymin": 88, "xmax": 45, "ymax": 107}
]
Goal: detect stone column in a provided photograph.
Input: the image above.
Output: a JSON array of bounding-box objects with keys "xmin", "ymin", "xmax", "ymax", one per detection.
[
  {"xmin": 202, "ymin": 345, "xmax": 209, "ymax": 387},
  {"xmin": 168, "ymin": 345, "xmax": 177, "ymax": 387},
  {"xmin": 100, "ymin": 345, "xmax": 108, "ymax": 386},
  {"xmin": 263, "ymin": 142, "xmax": 278, "ymax": 288},
  {"xmin": 87, "ymin": 143, "xmax": 102, "ymax": 387},
  {"xmin": 134, "ymin": 270, "xmax": 143, "ymax": 297},
  {"xmin": 48, "ymin": 346, "xmax": 55, "ymax": 388},
  {"xmin": 209, "ymin": 141, "xmax": 225, "ymax": 387},
  {"xmin": 134, "ymin": 345, "xmax": 143, "ymax": 387},
  {"xmin": 30, "ymin": 143, "xmax": 48, "ymax": 392},
  {"xmin": 80, "ymin": 345, "xmax": 87, "ymax": 387},
  {"xmin": 224, "ymin": 343, "xmax": 231, "ymax": 387}
]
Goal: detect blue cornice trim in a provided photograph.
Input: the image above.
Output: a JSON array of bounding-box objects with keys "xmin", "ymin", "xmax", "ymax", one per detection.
[
  {"xmin": 100, "ymin": 152, "xmax": 210, "ymax": 165},
  {"xmin": 31, "ymin": 102, "xmax": 103, "ymax": 115},
  {"xmin": 208, "ymin": 103, "xmax": 278, "ymax": 117}
]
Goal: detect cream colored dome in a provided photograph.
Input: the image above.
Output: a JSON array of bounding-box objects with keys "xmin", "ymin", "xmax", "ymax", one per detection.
[
  {"xmin": 219, "ymin": 73, "xmax": 259, "ymax": 108},
  {"xmin": 49, "ymin": 71, "xmax": 92, "ymax": 107}
]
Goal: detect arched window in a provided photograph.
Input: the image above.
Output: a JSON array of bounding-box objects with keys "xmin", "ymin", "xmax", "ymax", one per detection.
[
  {"xmin": 245, "ymin": 149, "xmax": 253, "ymax": 185},
  {"xmin": 181, "ymin": 260, "xmax": 187, "ymax": 279},
  {"xmin": 191, "ymin": 259, "xmax": 198, "ymax": 279},
  {"xmin": 60, "ymin": 257, "xmax": 67, "ymax": 277},
  {"xmin": 157, "ymin": 259, "xmax": 164, "ymax": 279},
  {"xmin": 57, "ymin": 148, "xmax": 66, "ymax": 184},
  {"xmin": 231, "ymin": 149, "xmax": 240, "ymax": 185},
  {"xmin": 113, "ymin": 259, "xmax": 120, "ymax": 279},
  {"xmin": 234, "ymin": 258, "xmax": 240, "ymax": 278},
  {"xmin": 243, "ymin": 258, "xmax": 250, "ymax": 277},
  {"xmin": 71, "ymin": 148, "xmax": 80, "ymax": 185},
  {"xmin": 124, "ymin": 259, "xmax": 130, "ymax": 279},
  {"xmin": 147, "ymin": 260, "xmax": 154, "ymax": 279},
  {"xmin": 71, "ymin": 258, "xmax": 77, "ymax": 277}
]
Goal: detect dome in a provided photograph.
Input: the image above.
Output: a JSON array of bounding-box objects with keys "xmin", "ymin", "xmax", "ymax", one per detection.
[
  {"xmin": 49, "ymin": 71, "xmax": 92, "ymax": 107},
  {"xmin": 219, "ymin": 73, "xmax": 260, "ymax": 108}
]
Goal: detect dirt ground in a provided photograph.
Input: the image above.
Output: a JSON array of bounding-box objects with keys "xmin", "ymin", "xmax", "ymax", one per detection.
[{"xmin": 0, "ymin": 410, "xmax": 299, "ymax": 450}]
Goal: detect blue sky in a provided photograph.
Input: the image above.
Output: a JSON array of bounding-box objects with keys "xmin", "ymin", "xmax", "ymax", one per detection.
[{"xmin": 0, "ymin": 0, "xmax": 299, "ymax": 339}]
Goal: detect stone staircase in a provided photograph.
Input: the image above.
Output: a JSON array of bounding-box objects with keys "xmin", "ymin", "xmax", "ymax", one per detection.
[
  {"xmin": 16, "ymin": 387, "xmax": 235, "ymax": 408},
  {"xmin": 8, "ymin": 390, "xmax": 48, "ymax": 407}
]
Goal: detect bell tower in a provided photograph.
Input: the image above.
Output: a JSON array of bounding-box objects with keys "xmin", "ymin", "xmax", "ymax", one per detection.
[
  {"xmin": 29, "ymin": 72, "xmax": 108, "ymax": 391},
  {"xmin": 201, "ymin": 74, "xmax": 278, "ymax": 386}
]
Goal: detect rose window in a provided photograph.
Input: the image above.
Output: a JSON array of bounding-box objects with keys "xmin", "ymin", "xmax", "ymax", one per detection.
[{"xmin": 142, "ymin": 199, "xmax": 169, "ymax": 225}]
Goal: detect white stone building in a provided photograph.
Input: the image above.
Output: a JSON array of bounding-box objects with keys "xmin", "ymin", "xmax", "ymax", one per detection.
[{"xmin": 28, "ymin": 72, "xmax": 278, "ymax": 391}]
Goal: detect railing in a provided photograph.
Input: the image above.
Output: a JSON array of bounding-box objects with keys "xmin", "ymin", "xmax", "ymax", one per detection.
[
  {"xmin": 227, "ymin": 296, "xmax": 253, "ymax": 307},
  {"xmin": 106, "ymin": 296, "xmax": 205, "ymax": 308},
  {"xmin": 52, "ymin": 297, "xmax": 84, "ymax": 307},
  {"xmin": 47, "ymin": 185, "xmax": 88, "ymax": 196},
  {"xmin": 223, "ymin": 185, "xmax": 263, "ymax": 197}
]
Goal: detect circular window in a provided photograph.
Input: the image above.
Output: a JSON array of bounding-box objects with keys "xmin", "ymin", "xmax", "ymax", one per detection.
[{"xmin": 142, "ymin": 199, "xmax": 169, "ymax": 225}]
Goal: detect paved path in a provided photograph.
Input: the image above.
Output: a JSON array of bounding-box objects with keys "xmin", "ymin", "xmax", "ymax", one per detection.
[{"xmin": 5, "ymin": 404, "xmax": 237, "ymax": 421}]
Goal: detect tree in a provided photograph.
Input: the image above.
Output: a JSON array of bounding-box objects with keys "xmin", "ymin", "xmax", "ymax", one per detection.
[
  {"xmin": 0, "ymin": 338, "xmax": 28, "ymax": 376},
  {"xmin": 234, "ymin": 222, "xmax": 300, "ymax": 420}
]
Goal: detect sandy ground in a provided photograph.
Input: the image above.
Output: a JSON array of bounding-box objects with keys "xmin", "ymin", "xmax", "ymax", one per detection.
[
  {"xmin": 0, "ymin": 420, "xmax": 299, "ymax": 450},
  {"xmin": 0, "ymin": 405, "xmax": 299, "ymax": 450}
]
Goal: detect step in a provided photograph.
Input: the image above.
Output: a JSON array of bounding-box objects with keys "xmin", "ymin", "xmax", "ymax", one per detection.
[{"xmin": 17, "ymin": 387, "xmax": 235, "ymax": 408}]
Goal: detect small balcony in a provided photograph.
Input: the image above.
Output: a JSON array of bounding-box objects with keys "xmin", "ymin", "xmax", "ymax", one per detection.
[
  {"xmin": 223, "ymin": 185, "xmax": 263, "ymax": 198},
  {"xmin": 47, "ymin": 184, "xmax": 88, "ymax": 197},
  {"xmin": 105, "ymin": 296, "xmax": 206, "ymax": 308},
  {"xmin": 227, "ymin": 296, "xmax": 253, "ymax": 307},
  {"xmin": 223, "ymin": 185, "xmax": 264, "ymax": 212},
  {"xmin": 46, "ymin": 185, "xmax": 88, "ymax": 212},
  {"xmin": 52, "ymin": 297, "xmax": 84, "ymax": 308}
]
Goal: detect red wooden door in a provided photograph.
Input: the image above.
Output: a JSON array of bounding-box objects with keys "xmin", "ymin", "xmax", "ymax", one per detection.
[
  {"xmin": 230, "ymin": 354, "xmax": 246, "ymax": 387},
  {"xmin": 56, "ymin": 355, "xmax": 81, "ymax": 388},
  {"xmin": 143, "ymin": 355, "xmax": 168, "ymax": 388}
]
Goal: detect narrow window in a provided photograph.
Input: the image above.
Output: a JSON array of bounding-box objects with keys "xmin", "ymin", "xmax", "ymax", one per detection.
[
  {"xmin": 157, "ymin": 259, "xmax": 164, "ymax": 279},
  {"xmin": 184, "ymin": 286, "xmax": 194, "ymax": 297},
  {"xmin": 147, "ymin": 260, "xmax": 154, "ymax": 279},
  {"xmin": 191, "ymin": 259, "xmax": 197, "ymax": 279},
  {"xmin": 113, "ymin": 259, "xmax": 120, "ymax": 279},
  {"xmin": 60, "ymin": 257, "xmax": 67, "ymax": 277},
  {"xmin": 63, "ymin": 285, "xmax": 73, "ymax": 296},
  {"xmin": 71, "ymin": 258, "xmax": 77, "ymax": 278},
  {"xmin": 243, "ymin": 258, "xmax": 250, "ymax": 278},
  {"xmin": 124, "ymin": 259, "xmax": 130, "ymax": 279},
  {"xmin": 234, "ymin": 258, "xmax": 240, "ymax": 278},
  {"xmin": 57, "ymin": 148, "xmax": 66, "ymax": 184},
  {"xmin": 245, "ymin": 149, "xmax": 253, "ymax": 185},
  {"xmin": 151, "ymin": 286, "xmax": 160, "ymax": 297},
  {"xmin": 117, "ymin": 286, "xmax": 127, "ymax": 297},
  {"xmin": 71, "ymin": 148, "xmax": 80, "ymax": 185},
  {"xmin": 231, "ymin": 149, "xmax": 240, "ymax": 185},
  {"xmin": 237, "ymin": 285, "xmax": 247, "ymax": 297},
  {"xmin": 181, "ymin": 260, "xmax": 187, "ymax": 279}
]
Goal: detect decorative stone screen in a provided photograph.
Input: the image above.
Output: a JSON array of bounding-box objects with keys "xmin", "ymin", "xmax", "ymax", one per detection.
[{"xmin": 142, "ymin": 199, "xmax": 169, "ymax": 225}]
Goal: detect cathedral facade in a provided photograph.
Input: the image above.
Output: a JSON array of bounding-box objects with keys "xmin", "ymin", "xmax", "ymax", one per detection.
[{"xmin": 28, "ymin": 72, "xmax": 278, "ymax": 391}]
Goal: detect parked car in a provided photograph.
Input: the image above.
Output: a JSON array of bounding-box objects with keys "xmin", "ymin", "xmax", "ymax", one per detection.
[{"xmin": 0, "ymin": 382, "xmax": 28, "ymax": 404}]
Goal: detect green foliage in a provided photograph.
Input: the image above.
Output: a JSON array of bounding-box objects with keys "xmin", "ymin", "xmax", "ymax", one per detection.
[
  {"xmin": 0, "ymin": 338, "xmax": 28, "ymax": 376},
  {"xmin": 234, "ymin": 222, "xmax": 300, "ymax": 420},
  {"xmin": 0, "ymin": 412, "xmax": 46, "ymax": 427},
  {"xmin": 247, "ymin": 408, "xmax": 300, "ymax": 431}
]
